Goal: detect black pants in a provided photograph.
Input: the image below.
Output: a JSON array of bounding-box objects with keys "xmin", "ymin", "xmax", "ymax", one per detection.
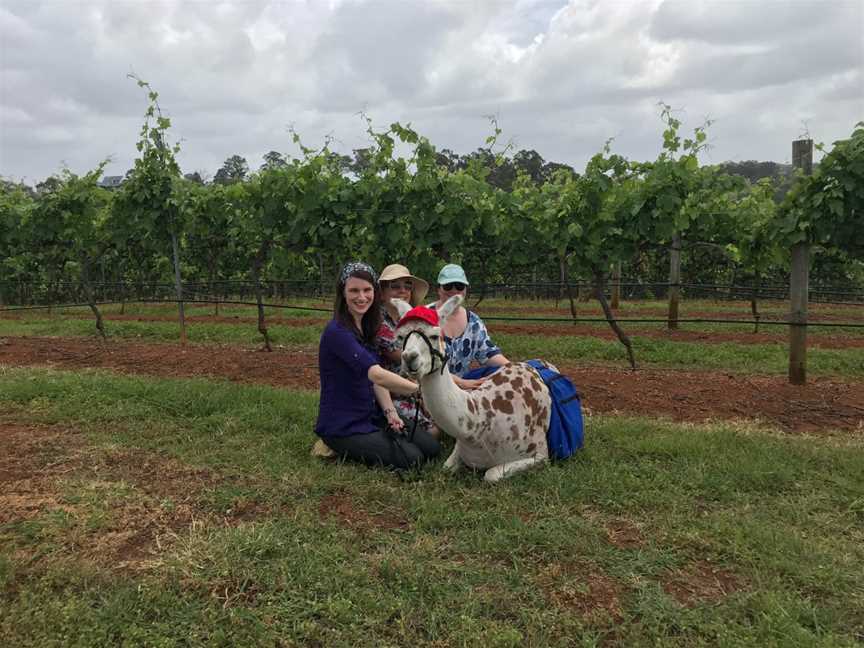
[{"xmin": 325, "ymin": 428, "xmax": 441, "ymax": 470}]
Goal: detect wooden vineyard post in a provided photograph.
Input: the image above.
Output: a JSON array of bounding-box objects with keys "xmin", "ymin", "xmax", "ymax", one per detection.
[
  {"xmin": 667, "ymin": 233, "xmax": 681, "ymax": 329},
  {"xmin": 610, "ymin": 261, "xmax": 621, "ymax": 310},
  {"xmin": 788, "ymin": 243, "xmax": 809, "ymax": 384},
  {"xmin": 788, "ymin": 138, "xmax": 813, "ymax": 385},
  {"xmin": 171, "ymin": 230, "xmax": 187, "ymax": 345}
]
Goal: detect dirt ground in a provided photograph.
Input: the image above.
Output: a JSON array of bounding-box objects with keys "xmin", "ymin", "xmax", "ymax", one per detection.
[{"xmin": 2, "ymin": 335, "xmax": 862, "ymax": 435}]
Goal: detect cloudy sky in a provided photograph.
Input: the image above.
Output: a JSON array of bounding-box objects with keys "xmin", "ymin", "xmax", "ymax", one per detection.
[{"xmin": 1, "ymin": 0, "xmax": 862, "ymax": 183}]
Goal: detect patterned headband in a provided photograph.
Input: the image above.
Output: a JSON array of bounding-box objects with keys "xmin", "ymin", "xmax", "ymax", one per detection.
[{"xmin": 339, "ymin": 261, "xmax": 378, "ymax": 285}]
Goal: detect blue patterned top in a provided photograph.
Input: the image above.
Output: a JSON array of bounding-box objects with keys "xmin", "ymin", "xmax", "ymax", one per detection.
[{"xmin": 441, "ymin": 309, "xmax": 502, "ymax": 378}]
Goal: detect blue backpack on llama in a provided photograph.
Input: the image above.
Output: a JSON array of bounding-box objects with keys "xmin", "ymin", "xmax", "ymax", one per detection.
[{"xmin": 462, "ymin": 360, "xmax": 584, "ymax": 460}]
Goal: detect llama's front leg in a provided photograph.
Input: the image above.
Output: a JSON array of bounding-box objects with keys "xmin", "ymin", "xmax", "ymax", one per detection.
[
  {"xmin": 442, "ymin": 447, "xmax": 465, "ymax": 473},
  {"xmin": 484, "ymin": 457, "xmax": 547, "ymax": 483}
]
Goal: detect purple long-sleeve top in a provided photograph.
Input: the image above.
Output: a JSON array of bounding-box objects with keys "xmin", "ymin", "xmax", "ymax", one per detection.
[{"xmin": 314, "ymin": 319, "xmax": 381, "ymax": 439}]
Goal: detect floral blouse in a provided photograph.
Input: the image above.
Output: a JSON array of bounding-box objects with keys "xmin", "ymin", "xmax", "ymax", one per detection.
[
  {"xmin": 441, "ymin": 309, "xmax": 502, "ymax": 378},
  {"xmin": 376, "ymin": 310, "xmax": 401, "ymax": 373}
]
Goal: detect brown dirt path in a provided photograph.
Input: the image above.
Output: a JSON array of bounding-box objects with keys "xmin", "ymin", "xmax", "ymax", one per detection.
[
  {"xmin": 2, "ymin": 336, "xmax": 862, "ymax": 435},
  {"xmin": 0, "ymin": 335, "xmax": 321, "ymax": 390}
]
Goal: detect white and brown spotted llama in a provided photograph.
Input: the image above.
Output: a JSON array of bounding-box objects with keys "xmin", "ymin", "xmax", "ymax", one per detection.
[{"xmin": 393, "ymin": 295, "xmax": 553, "ymax": 482}]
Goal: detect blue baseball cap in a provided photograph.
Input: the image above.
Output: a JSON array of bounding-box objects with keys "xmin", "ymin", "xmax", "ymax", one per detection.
[{"xmin": 437, "ymin": 263, "xmax": 469, "ymax": 286}]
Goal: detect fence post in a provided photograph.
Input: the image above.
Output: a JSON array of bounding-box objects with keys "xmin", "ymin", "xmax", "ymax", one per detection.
[
  {"xmin": 788, "ymin": 244, "xmax": 809, "ymax": 384},
  {"xmin": 788, "ymin": 139, "xmax": 812, "ymax": 385},
  {"xmin": 171, "ymin": 231, "xmax": 187, "ymax": 345},
  {"xmin": 667, "ymin": 233, "xmax": 681, "ymax": 329}
]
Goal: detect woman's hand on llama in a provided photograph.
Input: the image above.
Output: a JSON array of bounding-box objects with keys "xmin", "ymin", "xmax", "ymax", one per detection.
[{"xmin": 456, "ymin": 376, "xmax": 488, "ymax": 391}]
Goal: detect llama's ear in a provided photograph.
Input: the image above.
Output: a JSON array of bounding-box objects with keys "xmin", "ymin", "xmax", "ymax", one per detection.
[
  {"xmin": 438, "ymin": 294, "xmax": 463, "ymax": 326},
  {"xmin": 390, "ymin": 298, "xmax": 412, "ymax": 320}
]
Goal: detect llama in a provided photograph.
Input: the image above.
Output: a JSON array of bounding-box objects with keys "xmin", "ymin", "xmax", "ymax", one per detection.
[{"xmin": 393, "ymin": 295, "xmax": 552, "ymax": 482}]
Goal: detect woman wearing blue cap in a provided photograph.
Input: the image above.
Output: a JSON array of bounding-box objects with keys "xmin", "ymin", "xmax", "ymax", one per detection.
[
  {"xmin": 313, "ymin": 261, "xmax": 441, "ymax": 469},
  {"xmin": 431, "ymin": 263, "xmax": 510, "ymax": 389}
]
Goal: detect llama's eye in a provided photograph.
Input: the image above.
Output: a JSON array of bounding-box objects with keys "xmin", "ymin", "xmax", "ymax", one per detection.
[
  {"xmin": 429, "ymin": 334, "xmax": 439, "ymax": 341},
  {"xmin": 396, "ymin": 335, "xmax": 405, "ymax": 344}
]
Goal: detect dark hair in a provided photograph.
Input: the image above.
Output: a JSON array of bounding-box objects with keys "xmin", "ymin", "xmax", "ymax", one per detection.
[{"xmin": 334, "ymin": 269, "xmax": 382, "ymax": 345}]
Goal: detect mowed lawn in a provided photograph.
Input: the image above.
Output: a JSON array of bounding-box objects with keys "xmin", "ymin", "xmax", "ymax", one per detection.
[{"xmin": 1, "ymin": 366, "xmax": 863, "ymax": 647}]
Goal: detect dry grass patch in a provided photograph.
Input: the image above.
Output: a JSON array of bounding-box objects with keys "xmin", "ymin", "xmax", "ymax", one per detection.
[
  {"xmin": 535, "ymin": 561, "xmax": 625, "ymax": 624},
  {"xmin": 0, "ymin": 419, "xmax": 260, "ymax": 572},
  {"xmin": 661, "ymin": 559, "xmax": 745, "ymax": 607},
  {"xmin": 0, "ymin": 420, "xmax": 90, "ymax": 525},
  {"xmin": 603, "ymin": 518, "xmax": 646, "ymax": 549},
  {"xmin": 318, "ymin": 491, "xmax": 410, "ymax": 533}
]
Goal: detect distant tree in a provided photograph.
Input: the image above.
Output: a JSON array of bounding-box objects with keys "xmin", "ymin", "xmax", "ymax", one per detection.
[
  {"xmin": 719, "ymin": 160, "xmax": 791, "ymax": 184},
  {"xmin": 513, "ymin": 149, "xmax": 545, "ymax": 184},
  {"xmin": 719, "ymin": 160, "xmax": 795, "ymax": 200},
  {"xmin": 540, "ymin": 161, "xmax": 577, "ymax": 183},
  {"xmin": 435, "ymin": 148, "xmax": 463, "ymax": 172},
  {"xmin": 183, "ymin": 171, "xmax": 205, "ymax": 184},
  {"xmin": 261, "ymin": 150, "xmax": 287, "ymax": 170},
  {"xmin": 460, "ymin": 148, "xmax": 516, "ymax": 190},
  {"xmin": 328, "ymin": 152, "xmax": 354, "ymax": 176},
  {"xmin": 35, "ymin": 176, "xmax": 62, "ymax": 195},
  {"xmin": 214, "ymin": 155, "xmax": 249, "ymax": 185},
  {"xmin": 350, "ymin": 148, "xmax": 373, "ymax": 175},
  {"xmin": 431, "ymin": 144, "xmax": 576, "ymax": 188}
]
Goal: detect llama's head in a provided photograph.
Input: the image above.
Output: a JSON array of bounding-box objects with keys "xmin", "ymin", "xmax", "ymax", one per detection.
[{"xmin": 393, "ymin": 295, "xmax": 462, "ymax": 378}]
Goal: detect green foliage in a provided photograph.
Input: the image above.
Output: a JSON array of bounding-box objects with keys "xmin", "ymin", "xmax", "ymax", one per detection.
[
  {"xmin": 628, "ymin": 104, "xmax": 718, "ymax": 244},
  {"xmin": 110, "ymin": 77, "xmax": 183, "ymax": 256},
  {"xmin": 0, "ymin": 182, "xmax": 36, "ymax": 285},
  {"xmin": 4, "ymin": 108, "xmax": 862, "ymax": 297},
  {"xmin": 778, "ymin": 122, "xmax": 864, "ymax": 256}
]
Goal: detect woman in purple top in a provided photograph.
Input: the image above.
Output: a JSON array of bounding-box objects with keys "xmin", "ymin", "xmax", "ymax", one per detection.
[{"xmin": 314, "ymin": 261, "xmax": 440, "ymax": 469}]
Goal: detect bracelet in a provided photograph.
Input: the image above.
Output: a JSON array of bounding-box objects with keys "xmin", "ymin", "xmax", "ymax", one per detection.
[{"xmin": 383, "ymin": 408, "xmax": 396, "ymax": 415}]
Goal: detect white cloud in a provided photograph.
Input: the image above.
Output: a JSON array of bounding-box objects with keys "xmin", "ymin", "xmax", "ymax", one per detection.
[{"xmin": 0, "ymin": 0, "xmax": 861, "ymax": 183}]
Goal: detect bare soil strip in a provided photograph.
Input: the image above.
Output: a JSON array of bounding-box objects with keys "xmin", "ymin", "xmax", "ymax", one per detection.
[{"xmin": 2, "ymin": 336, "xmax": 862, "ymax": 434}]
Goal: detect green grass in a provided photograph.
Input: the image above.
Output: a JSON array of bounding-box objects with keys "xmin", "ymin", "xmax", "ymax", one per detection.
[
  {"xmin": 0, "ymin": 315, "xmax": 323, "ymax": 346},
  {"xmin": 1, "ymin": 366, "xmax": 863, "ymax": 646}
]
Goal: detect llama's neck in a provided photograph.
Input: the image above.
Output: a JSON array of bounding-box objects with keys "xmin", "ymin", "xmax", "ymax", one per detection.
[{"xmin": 420, "ymin": 365, "xmax": 475, "ymax": 439}]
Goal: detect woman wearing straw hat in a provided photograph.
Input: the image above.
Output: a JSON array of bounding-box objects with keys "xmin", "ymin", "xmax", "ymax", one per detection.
[{"xmin": 376, "ymin": 263, "xmax": 439, "ymax": 439}]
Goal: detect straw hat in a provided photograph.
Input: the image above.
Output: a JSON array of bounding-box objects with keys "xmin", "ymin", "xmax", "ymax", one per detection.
[{"xmin": 379, "ymin": 264, "xmax": 429, "ymax": 306}]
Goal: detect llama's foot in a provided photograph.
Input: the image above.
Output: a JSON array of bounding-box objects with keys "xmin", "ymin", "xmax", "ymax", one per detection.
[
  {"xmin": 442, "ymin": 447, "xmax": 464, "ymax": 473},
  {"xmin": 484, "ymin": 456, "xmax": 547, "ymax": 483}
]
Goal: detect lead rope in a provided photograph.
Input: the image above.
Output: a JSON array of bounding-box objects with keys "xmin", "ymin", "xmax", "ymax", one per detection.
[
  {"xmin": 408, "ymin": 386, "xmax": 422, "ymax": 443},
  {"xmin": 384, "ymin": 383, "xmax": 425, "ymax": 481}
]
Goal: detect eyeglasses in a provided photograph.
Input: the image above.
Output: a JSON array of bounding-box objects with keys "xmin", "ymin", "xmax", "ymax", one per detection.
[
  {"xmin": 441, "ymin": 282, "xmax": 466, "ymax": 292},
  {"xmin": 385, "ymin": 281, "xmax": 413, "ymax": 291}
]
